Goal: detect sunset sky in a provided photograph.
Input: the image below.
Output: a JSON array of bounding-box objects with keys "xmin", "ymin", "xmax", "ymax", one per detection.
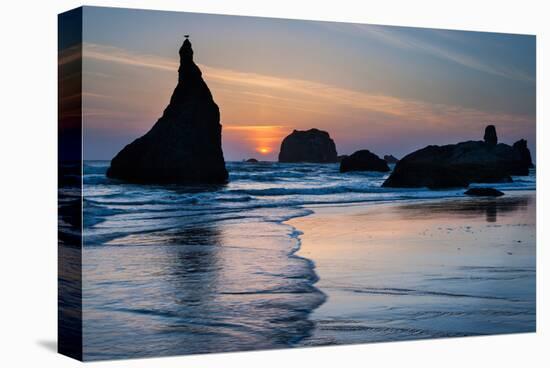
[{"xmin": 81, "ymin": 6, "xmax": 536, "ymax": 161}]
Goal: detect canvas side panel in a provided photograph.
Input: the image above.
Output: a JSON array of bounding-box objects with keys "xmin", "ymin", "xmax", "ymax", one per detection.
[{"xmin": 58, "ymin": 7, "xmax": 83, "ymax": 361}]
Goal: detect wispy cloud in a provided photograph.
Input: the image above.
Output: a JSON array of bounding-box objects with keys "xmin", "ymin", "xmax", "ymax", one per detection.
[
  {"xmin": 82, "ymin": 43, "xmax": 532, "ymax": 133},
  {"xmin": 352, "ymin": 24, "xmax": 534, "ymax": 83},
  {"xmin": 85, "ymin": 44, "xmax": 178, "ymax": 71},
  {"xmin": 59, "ymin": 44, "xmax": 81, "ymax": 65}
]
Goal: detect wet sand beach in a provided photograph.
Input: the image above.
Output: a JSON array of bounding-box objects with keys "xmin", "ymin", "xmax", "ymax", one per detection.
[
  {"xmin": 79, "ymin": 161, "xmax": 536, "ymax": 359},
  {"xmin": 289, "ymin": 192, "xmax": 536, "ymax": 346}
]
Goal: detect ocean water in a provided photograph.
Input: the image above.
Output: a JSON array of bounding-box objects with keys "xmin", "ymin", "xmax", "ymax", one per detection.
[{"xmin": 80, "ymin": 160, "xmax": 535, "ymax": 360}]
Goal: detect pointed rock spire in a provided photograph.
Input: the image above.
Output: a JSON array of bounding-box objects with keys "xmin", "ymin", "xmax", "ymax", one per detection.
[
  {"xmin": 107, "ymin": 38, "xmax": 228, "ymax": 184},
  {"xmin": 179, "ymin": 38, "xmax": 193, "ymax": 61}
]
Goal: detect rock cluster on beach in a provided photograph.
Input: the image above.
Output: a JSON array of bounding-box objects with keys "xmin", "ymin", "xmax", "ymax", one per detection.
[
  {"xmin": 383, "ymin": 126, "xmax": 533, "ymax": 189},
  {"xmin": 278, "ymin": 129, "xmax": 338, "ymax": 163},
  {"xmin": 465, "ymin": 187, "xmax": 504, "ymax": 197},
  {"xmin": 106, "ymin": 38, "xmax": 228, "ymax": 184},
  {"xmin": 340, "ymin": 150, "xmax": 390, "ymax": 173}
]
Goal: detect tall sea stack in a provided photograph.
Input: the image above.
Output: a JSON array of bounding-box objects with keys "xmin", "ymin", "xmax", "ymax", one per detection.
[{"xmin": 107, "ymin": 38, "xmax": 228, "ymax": 184}]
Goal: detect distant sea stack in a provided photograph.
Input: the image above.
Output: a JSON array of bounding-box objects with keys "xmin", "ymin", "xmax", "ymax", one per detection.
[
  {"xmin": 382, "ymin": 125, "xmax": 533, "ymax": 189},
  {"xmin": 106, "ymin": 38, "xmax": 228, "ymax": 184},
  {"xmin": 340, "ymin": 150, "xmax": 390, "ymax": 173},
  {"xmin": 384, "ymin": 154, "xmax": 399, "ymax": 164},
  {"xmin": 278, "ymin": 129, "xmax": 337, "ymax": 163}
]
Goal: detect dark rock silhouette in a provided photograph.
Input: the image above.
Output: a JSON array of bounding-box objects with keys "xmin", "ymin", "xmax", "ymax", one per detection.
[
  {"xmin": 484, "ymin": 125, "xmax": 497, "ymax": 145},
  {"xmin": 106, "ymin": 38, "xmax": 228, "ymax": 184},
  {"xmin": 384, "ymin": 154, "xmax": 399, "ymax": 164},
  {"xmin": 383, "ymin": 125, "xmax": 533, "ymax": 189},
  {"xmin": 278, "ymin": 129, "xmax": 337, "ymax": 163},
  {"xmin": 245, "ymin": 158, "xmax": 259, "ymax": 163},
  {"xmin": 385, "ymin": 161, "xmax": 470, "ymax": 189},
  {"xmin": 337, "ymin": 155, "xmax": 348, "ymax": 162},
  {"xmin": 465, "ymin": 187, "xmax": 504, "ymax": 197},
  {"xmin": 513, "ymin": 139, "xmax": 534, "ymax": 169},
  {"xmin": 340, "ymin": 150, "xmax": 390, "ymax": 173}
]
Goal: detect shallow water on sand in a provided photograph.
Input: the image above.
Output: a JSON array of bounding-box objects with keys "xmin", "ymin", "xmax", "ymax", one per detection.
[
  {"xmin": 83, "ymin": 219, "xmax": 325, "ymax": 359},
  {"xmin": 291, "ymin": 194, "xmax": 536, "ymax": 346},
  {"xmin": 80, "ymin": 161, "xmax": 535, "ymax": 360}
]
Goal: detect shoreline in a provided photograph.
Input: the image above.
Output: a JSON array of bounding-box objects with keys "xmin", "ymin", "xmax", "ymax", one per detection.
[
  {"xmin": 81, "ymin": 159, "xmax": 536, "ymax": 358},
  {"xmin": 287, "ymin": 190, "xmax": 536, "ymax": 346}
]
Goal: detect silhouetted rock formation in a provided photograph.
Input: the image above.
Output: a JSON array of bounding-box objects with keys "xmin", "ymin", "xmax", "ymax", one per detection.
[
  {"xmin": 465, "ymin": 188, "xmax": 504, "ymax": 197},
  {"xmin": 384, "ymin": 154, "xmax": 399, "ymax": 164},
  {"xmin": 383, "ymin": 125, "xmax": 533, "ymax": 189},
  {"xmin": 337, "ymin": 155, "xmax": 348, "ymax": 162},
  {"xmin": 278, "ymin": 129, "xmax": 337, "ymax": 163},
  {"xmin": 340, "ymin": 150, "xmax": 390, "ymax": 173},
  {"xmin": 513, "ymin": 139, "xmax": 534, "ymax": 169},
  {"xmin": 484, "ymin": 125, "xmax": 497, "ymax": 145},
  {"xmin": 245, "ymin": 158, "xmax": 259, "ymax": 163},
  {"xmin": 106, "ymin": 38, "xmax": 228, "ymax": 184}
]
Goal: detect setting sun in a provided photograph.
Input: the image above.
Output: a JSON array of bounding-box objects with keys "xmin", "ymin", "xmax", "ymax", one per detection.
[{"xmin": 223, "ymin": 125, "xmax": 287, "ymax": 160}]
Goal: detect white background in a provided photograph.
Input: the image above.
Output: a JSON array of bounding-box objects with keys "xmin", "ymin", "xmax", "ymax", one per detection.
[{"xmin": 0, "ymin": 0, "xmax": 547, "ymax": 366}]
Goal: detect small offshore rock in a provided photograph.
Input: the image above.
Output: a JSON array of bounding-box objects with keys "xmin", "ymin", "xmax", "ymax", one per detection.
[
  {"xmin": 464, "ymin": 187, "xmax": 504, "ymax": 197},
  {"xmin": 340, "ymin": 150, "xmax": 390, "ymax": 173}
]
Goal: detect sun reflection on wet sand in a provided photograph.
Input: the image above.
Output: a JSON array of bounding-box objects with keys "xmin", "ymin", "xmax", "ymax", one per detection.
[{"xmin": 289, "ymin": 193, "xmax": 536, "ymax": 346}]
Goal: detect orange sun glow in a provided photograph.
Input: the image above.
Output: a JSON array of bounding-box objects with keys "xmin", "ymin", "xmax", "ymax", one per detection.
[{"xmin": 224, "ymin": 125, "xmax": 288, "ymax": 158}]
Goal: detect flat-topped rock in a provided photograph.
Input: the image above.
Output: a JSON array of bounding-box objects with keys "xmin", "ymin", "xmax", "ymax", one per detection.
[
  {"xmin": 106, "ymin": 38, "xmax": 228, "ymax": 184},
  {"xmin": 340, "ymin": 150, "xmax": 390, "ymax": 173},
  {"xmin": 278, "ymin": 129, "xmax": 337, "ymax": 163}
]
